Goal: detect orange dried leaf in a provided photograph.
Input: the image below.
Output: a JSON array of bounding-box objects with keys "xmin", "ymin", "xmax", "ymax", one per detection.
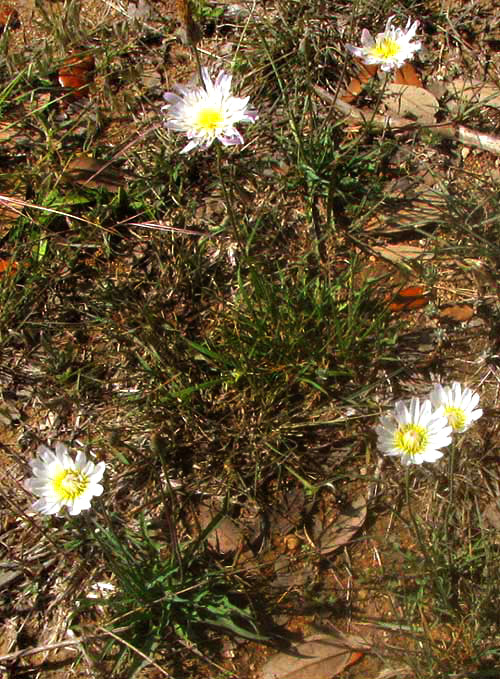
[
  {"xmin": 393, "ymin": 63, "xmax": 423, "ymax": 88},
  {"xmin": 356, "ymin": 58, "xmax": 378, "ymax": 81},
  {"xmin": 342, "ymin": 77, "xmax": 363, "ymax": 103},
  {"xmin": 389, "ymin": 286, "xmax": 429, "ymax": 312},
  {"xmin": 0, "ymin": 3, "xmax": 20, "ymax": 31},
  {"xmin": 0, "ymin": 258, "xmax": 18, "ymax": 275},
  {"xmin": 439, "ymin": 305, "xmax": 474, "ymax": 322},
  {"xmin": 58, "ymin": 54, "xmax": 95, "ymax": 99},
  {"xmin": 342, "ymin": 59, "xmax": 378, "ymax": 102},
  {"xmin": 346, "ymin": 651, "xmax": 364, "ymax": 669}
]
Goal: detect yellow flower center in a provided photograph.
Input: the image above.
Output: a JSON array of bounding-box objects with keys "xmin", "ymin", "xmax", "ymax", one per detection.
[
  {"xmin": 196, "ymin": 107, "xmax": 223, "ymax": 132},
  {"xmin": 444, "ymin": 406, "xmax": 466, "ymax": 432},
  {"xmin": 394, "ymin": 424, "xmax": 428, "ymax": 456},
  {"xmin": 371, "ymin": 38, "xmax": 401, "ymax": 60},
  {"xmin": 52, "ymin": 468, "xmax": 89, "ymax": 501}
]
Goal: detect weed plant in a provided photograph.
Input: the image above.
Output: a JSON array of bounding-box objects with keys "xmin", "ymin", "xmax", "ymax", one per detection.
[{"xmin": 76, "ymin": 512, "xmax": 265, "ymax": 676}]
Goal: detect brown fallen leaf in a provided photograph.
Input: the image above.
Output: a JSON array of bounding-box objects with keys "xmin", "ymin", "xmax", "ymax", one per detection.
[
  {"xmin": 393, "ymin": 63, "xmax": 423, "ymax": 88},
  {"xmin": 305, "ymin": 493, "xmax": 366, "ymax": 555},
  {"xmin": 127, "ymin": 0, "xmax": 153, "ymax": 20},
  {"xmin": 197, "ymin": 500, "xmax": 242, "ymax": 555},
  {"xmin": 383, "ymin": 84, "xmax": 439, "ymax": 124},
  {"xmin": 65, "ymin": 157, "xmax": 128, "ymax": 193},
  {"xmin": 343, "ymin": 76, "xmax": 363, "ymax": 102},
  {"xmin": 0, "ymin": 194, "xmax": 24, "ymax": 237},
  {"xmin": 375, "ymin": 668, "xmax": 414, "ymax": 679},
  {"xmin": 268, "ymin": 486, "xmax": 305, "ymax": 537},
  {"xmin": 439, "ymin": 305, "xmax": 474, "ymax": 322},
  {"xmin": 372, "ymin": 244, "xmax": 430, "ymax": 263},
  {"xmin": 0, "ymin": 121, "xmax": 18, "ymax": 143},
  {"xmin": 261, "ymin": 631, "xmax": 369, "ymax": 679},
  {"xmin": 388, "ymin": 286, "xmax": 429, "ymax": 313},
  {"xmin": 315, "ymin": 84, "xmax": 500, "ymax": 157},
  {"xmin": 365, "ymin": 184, "xmax": 445, "ymax": 234},
  {"xmin": 58, "ymin": 53, "xmax": 95, "ymax": 100},
  {"xmin": 272, "ymin": 553, "xmax": 314, "ymax": 589},
  {"xmin": 342, "ymin": 59, "xmax": 378, "ymax": 103}
]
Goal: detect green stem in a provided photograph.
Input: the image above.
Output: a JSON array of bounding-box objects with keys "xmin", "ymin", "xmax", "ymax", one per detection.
[
  {"xmin": 404, "ymin": 466, "xmax": 431, "ymax": 565},
  {"xmin": 368, "ymin": 71, "xmax": 390, "ymax": 126},
  {"xmin": 215, "ymin": 144, "xmax": 242, "ymax": 244}
]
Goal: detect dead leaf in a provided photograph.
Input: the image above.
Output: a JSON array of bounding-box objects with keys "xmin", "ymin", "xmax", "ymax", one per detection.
[
  {"xmin": 141, "ymin": 69, "xmax": 163, "ymax": 90},
  {"xmin": 383, "ymin": 84, "xmax": 439, "ymax": 123},
  {"xmin": 0, "ymin": 619, "xmax": 18, "ymax": 656},
  {"xmin": 272, "ymin": 553, "xmax": 314, "ymax": 589},
  {"xmin": 393, "ymin": 63, "xmax": 423, "ymax": 88},
  {"xmin": 0, "ymin": 259, "xmax": 18, "ymax": 275},
  {"xmin": 365, "ymin": 184, "xmax": 445, "ymax": 234},
  {"xmin": 261, "ymin": 632, "xmax": 369, "ymax": 679},
  {"xmin": 448, "ymin": 78, "xmax": 500, "ymax": 111},
  {"xmin": 375, "ymin": 668, "xmax": 414, "ymax": 679},
  {"xmin": 0, "ymin": 121, "xmax": 18, "ymax": 143},
  {"xmin": 305, "ymin": 494, "xmax": 366, "ymax": 555},
  {"xmin": 268, "ymin": 486, "xmax": 305, "ymax": 537},
  {"xmin": 426, "ymin": 80, "xmax": 448, "ymax": 102},
  {"xmin": 58, "ymin": 53, "xmax": 95, "ymax": 100},
  {"xmin": 356, "ymin": 59, "xmax": 378, "ymax": 82},
  {"xmin": 127, "ymin": 0, "xmax": 153, "ymax": 20},
  {"xmin": 0, "ymin": 194, "xmax": 24, "ymax": 237},
  {"xmin": 65, "ymin": 157, "xmax": 127, "ymax": 192},
  {"xmin": 0, "ymin": 3, "xmax": 20, "ymax": 31},
  {"xmin": 483, "ymin": 500, "xmax": 500, "ymax": 532},
  {"xmin": 439, "ymin": 305, "xmax": 474, "ymax": 322},
  {"xmin": 372, "ymin": 244, "xmax": 429, "ymax": 264},
  {"xmin": 343, "ymin": 76, "xmax": 363, "ymax": 102},
  {"xmin": 197, "ymin": 501, "xmax": 243, "ymax": 555},
  {"xmin": 388, "ymin": 286, "xmax": 429, "ymax": 312},
  {"xmin": 342, "ymin": 59, "xmax": 378, "ymax": 103}
]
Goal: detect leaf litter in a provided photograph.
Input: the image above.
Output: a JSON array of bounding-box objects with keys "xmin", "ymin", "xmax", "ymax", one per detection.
[
  {"xmin": 304, "ymin": 492, "xmax": 367, "ymax": 556},
  {"xmin": 261, "ymin": 631, "xmax": 369, "ymax": 679}
]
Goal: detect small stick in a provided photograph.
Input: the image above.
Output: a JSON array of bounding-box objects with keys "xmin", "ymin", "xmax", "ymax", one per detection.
[
  {"xmin": 314, "ymin": 84, "xmax": 500, "ymax": 156},
  {"xmin": 0, "ymin": 634, "xmax": 102, "ymax": 663}
]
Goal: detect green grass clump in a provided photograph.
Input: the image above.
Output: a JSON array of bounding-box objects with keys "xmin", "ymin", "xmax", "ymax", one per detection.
[{"xmin": 78, "ymin": 512, "xmax": 265, "ymax": 676}]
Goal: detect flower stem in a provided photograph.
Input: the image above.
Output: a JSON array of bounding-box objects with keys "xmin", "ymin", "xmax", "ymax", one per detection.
[
  {"xmin": 369, "ymin": 71, "xmax": 390, "ymax": 126},
  {"xmin": 215, "ymin": 144, "xmax": 243, "ymax": 245}
]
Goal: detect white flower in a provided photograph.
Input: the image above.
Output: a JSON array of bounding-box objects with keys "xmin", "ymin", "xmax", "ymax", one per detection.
[
  {"xmin": 24, "ymin": 443, "xmax": 105, "ymax": 516},
  {"xmin": 162, "ymin": 67, "xmax": 258, "ymax": 154},
  {"xmin": 376, "ymin": 397, "xmax": 452, "ymax": 465},
  {"xmin": 347, "ymin": 15, "xmax": 422, "ymax": 72},
  {"xmin": 429, "ymin": 382, "xmax": 483, "ymax": 433}
]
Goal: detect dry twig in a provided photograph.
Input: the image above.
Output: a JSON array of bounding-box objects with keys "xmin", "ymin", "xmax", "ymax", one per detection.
[{"xmin": 314, "ymin": 85, "xmax": 500, "ymax": 156}]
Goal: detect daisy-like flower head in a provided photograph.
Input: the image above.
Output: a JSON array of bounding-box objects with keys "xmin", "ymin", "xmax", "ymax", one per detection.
[
  {"xmin": 376, "ymin": 397, "xmax": 452, "ymax": 466},
  {"xmin": 161, "ymin": 66, "xmax": 258, "ymax": 154},
  {"xmin": 429, "ymin": 382, "xmax": 483, "ymax": 433},
  {"xmin": 24, "ymin": 443, "xmax": 105, "ymax": 516},
  {"xmin": 347, "ymin": 15, "xmax": 422, "ymax": 72}
]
